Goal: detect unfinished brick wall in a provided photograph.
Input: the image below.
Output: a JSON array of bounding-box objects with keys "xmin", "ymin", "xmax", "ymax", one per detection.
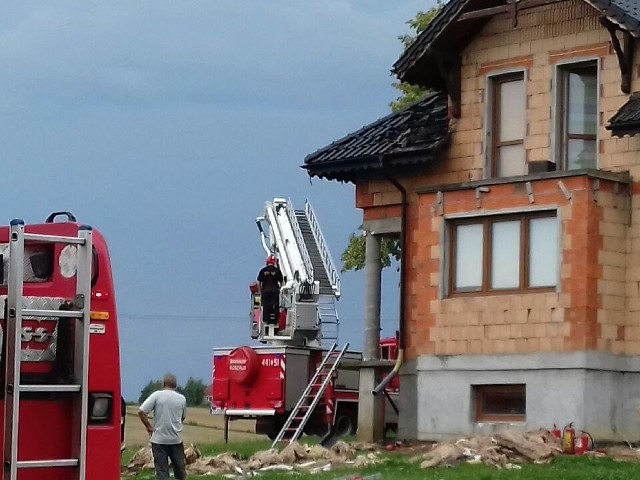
[
  {"xmin": 352, "ymin": 0, "xmax": 640, "ymax": 361},
  {"xmin": 625, "ymin": 186, "xmax": 640, "ymax": 355},
  {"xmin": 399, "ymin": 176, "xmax": 630, "ymax": 360}
]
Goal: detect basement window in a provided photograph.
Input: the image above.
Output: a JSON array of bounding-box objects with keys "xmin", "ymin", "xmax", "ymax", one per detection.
[{"xmin": 474, "ymin": 384, "xmax": 526, "ymax": 422}]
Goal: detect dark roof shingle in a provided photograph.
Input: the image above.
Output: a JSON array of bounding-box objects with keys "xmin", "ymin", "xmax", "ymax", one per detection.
[
  {"xmin": 606, "ymin": 92, "xmax": 640, "ymax": 136},
  {"xmin": 303, "ymin": 93, "xmax": 449, "ymax": 183}
]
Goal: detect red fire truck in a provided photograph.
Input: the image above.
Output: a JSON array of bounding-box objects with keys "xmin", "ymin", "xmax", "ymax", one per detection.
[
  {"xmin": 0, "ymin": 212, "xmax": 121, "ymax": 480},
  {"xmin": 212, "ymin": 199, "xmax": 398, "ymax": 443}
]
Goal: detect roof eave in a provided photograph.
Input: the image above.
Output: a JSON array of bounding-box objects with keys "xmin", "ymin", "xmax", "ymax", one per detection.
[
  {"xmin": 303, "ymin": 148, "xmax": 441, "ymax": 183},
  {"xmin": 606, "ymin": 122, "xmax": 640, "ymax": 137}
]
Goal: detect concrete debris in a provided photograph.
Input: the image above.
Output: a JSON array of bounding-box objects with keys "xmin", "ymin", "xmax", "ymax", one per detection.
[
  {"xmin": 413, "ymin": 430, "xmax": 562, "ymax": 469},
  {"xmin": 124, "ymin": 431, "xmax": 640, "ymax": 477},
  {"xmin": 123, "ymin": 440, "xmax": 384, "ymax": 477}
]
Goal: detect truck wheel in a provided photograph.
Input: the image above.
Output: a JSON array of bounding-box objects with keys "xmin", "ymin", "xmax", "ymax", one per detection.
[
  {"xmin": 256, "ymin": 416, "xmax": 285, "ymax": 441},
  {"xmin": 333, "ymin": 412, "xmax": 356, "ymax": 436}
]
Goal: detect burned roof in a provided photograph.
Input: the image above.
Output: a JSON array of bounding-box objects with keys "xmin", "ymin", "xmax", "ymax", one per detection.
[
  {"xmin": 303, "ymin": 92, "xmax": 449, "ymax": 183},
  {"xmin": 606, "ymin": 92, "xmax": 640, "ymax": 137},
  {"xmin": 394, "ymin": 0, "xmax": 640, "ymax": 88}
]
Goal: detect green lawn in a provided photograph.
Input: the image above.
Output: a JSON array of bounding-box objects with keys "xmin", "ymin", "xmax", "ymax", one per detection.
[{"xmin": 122, "ymin": 441, "xmax": 640, "ymax": 480}]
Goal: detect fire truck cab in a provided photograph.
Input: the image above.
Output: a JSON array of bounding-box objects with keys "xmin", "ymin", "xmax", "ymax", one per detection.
[{"xmin": 0, "ymin": 212, "xmax": 122, "ymax": 480}]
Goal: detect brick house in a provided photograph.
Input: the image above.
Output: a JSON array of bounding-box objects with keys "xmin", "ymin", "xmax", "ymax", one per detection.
[{"xmin": 304, "ymin": 0, "xmax": 640, "ymax": 441}]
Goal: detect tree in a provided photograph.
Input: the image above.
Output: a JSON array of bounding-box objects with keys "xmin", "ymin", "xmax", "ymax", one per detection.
[
  {"xmin": 182, "ymin": 377, "xmax": 207, "ymax": 406},
  {"xmin": 341, "ymin": 6, "xmax": 441, "ymax": 272},
  {"xmin": 138, "ymin": 379, "xmax": 162, "ymax": 404},
  {"xmin": 341, "ymin": 232, "xmax": 400, "ymax": 272},
  {"xmin": 138, "ymin": 377, "xmax": 207, "ymax": 406},
  {"xmin": 389, "ymin": 5, "xmax": 442, "ymax": 112}
]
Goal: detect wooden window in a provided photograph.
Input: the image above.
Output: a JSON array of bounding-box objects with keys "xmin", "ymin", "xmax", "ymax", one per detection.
[
  {"xmin": 489, "ymin": 73, "xmax": 526, "ymax": 178},
  {"xmin": 474, "ymin": 384, "xmax": 526, "ymax": 422},
  {"xmin": 557, "ymin": 61, "xmax": 597, "ymax": 170},
  {"xmin": 449, "ymin": 211, "xmax": 558, "ymax": 296}
]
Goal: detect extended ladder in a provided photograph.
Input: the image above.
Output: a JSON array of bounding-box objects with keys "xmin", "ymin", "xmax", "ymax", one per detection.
[
  {"xmin": 3, "ymin": 220, "xmax": 93, "ymax": 480},
  {"xmin": 271, "ymin": 342, "xmax": 349, "ymax": 448}
]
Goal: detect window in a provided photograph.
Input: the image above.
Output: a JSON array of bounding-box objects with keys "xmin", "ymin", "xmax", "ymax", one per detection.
[
  {"xmin": 474, "ymin": 384, "xmax": 526, "ymax": 422},
  {"xmin": 557, "ymin": 61, "xmax": 598, "ymax": 170},
  {"xmin": 449, "ymin": 212, "xmax": 558, "ymax": 295},
  {"xmin": 489, "ymin": 73, "xmax": 526, "ymax": 178}
]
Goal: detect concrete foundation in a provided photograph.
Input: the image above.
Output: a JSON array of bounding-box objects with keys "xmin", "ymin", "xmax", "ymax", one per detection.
[{"xmin": 398, "ymin": 352, "xmax": 640, "ymax": 441}]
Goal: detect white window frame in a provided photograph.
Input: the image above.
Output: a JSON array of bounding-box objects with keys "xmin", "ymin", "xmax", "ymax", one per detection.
[
  {"xmin": 484, "ymin": 69, "xmax": 528, "ymax": 179},
  {"xmin": 551, "ymin": 57, "xmax": 600, "ymax": 170}
]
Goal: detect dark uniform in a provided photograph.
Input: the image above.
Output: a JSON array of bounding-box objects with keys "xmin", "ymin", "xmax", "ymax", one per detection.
[{"xmin": 257, "ymin": 264, "xmax": 283, "ymax": 324}]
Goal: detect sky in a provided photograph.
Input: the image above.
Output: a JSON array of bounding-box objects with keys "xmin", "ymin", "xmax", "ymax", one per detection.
[{"xmin": 0, "ymin": 0, "xmax": 434, "ymax": 401}]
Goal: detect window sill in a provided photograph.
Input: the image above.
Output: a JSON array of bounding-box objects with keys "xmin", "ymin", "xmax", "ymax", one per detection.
[{"xmin": 448, "ymin": 287, "xmax": 556, "ymax": 298}]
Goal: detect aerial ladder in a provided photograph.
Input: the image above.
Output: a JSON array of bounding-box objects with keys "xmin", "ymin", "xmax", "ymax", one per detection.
[
  {"xmin": 255, "ymin": 198, "xmax": 340, "ymax": 347},
  {"xmin": 2, "ymin": 220, "xmax": 93, "ymax": 480}
]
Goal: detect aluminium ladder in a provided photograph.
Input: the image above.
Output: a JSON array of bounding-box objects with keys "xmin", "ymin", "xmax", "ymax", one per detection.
[
  {"xmin": 271, "ymin": 342, "xmax": 349, "ymax": 448},
  {"xmin": 2, "ymin": 220, "xmax": 93, "ymax": 480}
]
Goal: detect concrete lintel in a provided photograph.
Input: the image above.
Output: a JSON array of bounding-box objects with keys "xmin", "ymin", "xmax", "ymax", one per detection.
[
  {"xmin": 416, "ymin": 169, "xmax": 631, "ymax": 195},
  {"xmin": 362, "ymin": 217, "xmax": 401, "ymax": 236},
  {"xmin": 417, "ymin": 351, "xmax": 640, "ymax": 372}
]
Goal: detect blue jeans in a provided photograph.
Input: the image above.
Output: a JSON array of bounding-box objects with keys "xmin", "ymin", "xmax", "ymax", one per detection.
[{"xmin": 151, "ymin": 442, "xmax": 187, "ymax": 480}]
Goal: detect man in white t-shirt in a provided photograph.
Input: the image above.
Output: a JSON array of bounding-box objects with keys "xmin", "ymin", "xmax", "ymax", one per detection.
[{"xmin": 138, "ymin": 373, "xmax": 188, "ymax": 480}]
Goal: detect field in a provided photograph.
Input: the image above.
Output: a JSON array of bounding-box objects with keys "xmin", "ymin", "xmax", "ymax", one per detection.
[{"xmin": 124, "ymin": 405, "xmax": 265, "ymax": 447}]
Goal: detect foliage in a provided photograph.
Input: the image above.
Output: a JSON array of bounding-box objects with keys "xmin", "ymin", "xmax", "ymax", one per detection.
[
  {"xmin": 390, "ymin": 83, "xmax": 432, "ymax": 112},
  {"xmin": 138, "ymin": 377, "xmax": 207, "ymax": 406},
  {"xmin": 182, "ymin": 377, "xmax": 207, "ymax": 406},
  {"xmin": 390, "ymin": 4, "xmax": 443, "ymax": 112},
  {"xmin": 397, "ymin": 6, "xmax": 443, "ymax": 49},
  {"xmin": 138, "ymin": 379, "xmax": 162, "ymax": 404},
  {"xmin": 341, "ymin": 232, "xmax": 400, "ymax": 272}
]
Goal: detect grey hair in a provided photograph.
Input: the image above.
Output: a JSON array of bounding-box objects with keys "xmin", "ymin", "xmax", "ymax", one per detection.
[{"xmin": 162, "ymin": 373, "xmax": 177, "ymax": 389}]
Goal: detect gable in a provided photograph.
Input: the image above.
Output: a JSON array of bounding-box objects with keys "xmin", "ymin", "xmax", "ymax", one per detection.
[{"xmin": 394, "ymin": 0, "xmax": 640, "ymax": 90}]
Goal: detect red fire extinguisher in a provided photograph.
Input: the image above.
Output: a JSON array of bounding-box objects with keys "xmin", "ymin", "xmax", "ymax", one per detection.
[
  {"xmin": 562, "ymin": 422, "xmax": 576, "ymax": 454},
  {"xmin": 574, "ymin": 431, "xmax": 593, "ymax": 455},
  {"xmin": 551, "ymin": 424, "xmax": 562, "ymax": 440}
]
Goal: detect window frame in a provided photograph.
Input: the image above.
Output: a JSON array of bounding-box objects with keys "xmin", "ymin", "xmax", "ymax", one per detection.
[
  {"xmin": 474, "ymin": 384, "xmax": 526, "ymax": 422},
  {"xmin": 553, "ymin": 59, "xmax": 599, "ymax": 171},
  {"xmin": 485, "ymin": 70, "xmax": 527, "ymax": 179},
  {"xmin": 447, "ymin": 210, "xmax": 559, "ymax": 297}
]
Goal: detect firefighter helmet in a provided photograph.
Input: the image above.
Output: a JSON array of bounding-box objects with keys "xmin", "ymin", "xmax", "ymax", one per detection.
[{"xmin": 266, "ymin": 255, "xmax": 277, "ymax": 265}]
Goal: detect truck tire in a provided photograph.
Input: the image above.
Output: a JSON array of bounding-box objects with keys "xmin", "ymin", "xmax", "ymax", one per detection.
[
  {"xmin": 333, "ymin": 404, "xmax": 357, "ymax": 436},
  {"xmin": 256, "ymin": 416, "xmax": 285, "ymax": 441}
]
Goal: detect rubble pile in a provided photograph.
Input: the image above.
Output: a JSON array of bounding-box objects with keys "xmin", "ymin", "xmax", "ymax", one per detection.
[
  {"xmin": 411, "ymin": 429, "xmax": 562, "ymax": 469},
  {"xmin": 124, "ymin": 440, "xmax": 383, "ymax": 477},
  {"xmin": 124, "ymin": 430, "xmax": 640, "ymax": 477}
]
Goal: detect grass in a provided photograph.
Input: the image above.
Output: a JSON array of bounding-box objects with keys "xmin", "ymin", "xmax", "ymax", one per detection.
[{"xmin": 122, "ymin": 440, "xmax": 640, "ymax": 480}]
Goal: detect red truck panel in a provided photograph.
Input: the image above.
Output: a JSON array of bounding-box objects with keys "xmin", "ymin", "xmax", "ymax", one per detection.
[{"xmin": 212, "ymin": 347, "xmax": 286, "ymax": 414}]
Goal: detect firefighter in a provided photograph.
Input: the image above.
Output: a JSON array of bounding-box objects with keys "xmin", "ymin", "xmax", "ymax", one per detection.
[{"xmin": 257, "ymin": 255, "xmax": 283, "ymax": 325}]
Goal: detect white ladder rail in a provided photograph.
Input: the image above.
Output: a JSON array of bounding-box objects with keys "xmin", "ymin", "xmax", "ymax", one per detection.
[
  {"xmin": 271, "ymin": 342, "xmax": 349, "ymax": 448},
  {"xmin": 2, "ymin": 220, "xmax": 93, "ymax": 480}
]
